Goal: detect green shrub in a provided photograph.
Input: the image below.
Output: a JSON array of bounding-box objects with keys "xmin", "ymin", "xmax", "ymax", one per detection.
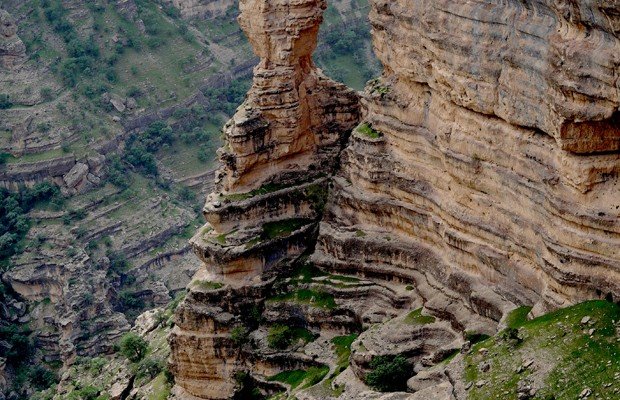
[
  {"xmin": 134, "ymin": 357, "xmax": 164, "ymax": 380},
  {"xmin": 0, "ymin": 324, "xmax": 34, "ymax": 364},
  {"xmin": 233, "ymin": 372, "xmax": 264, "ymax": 400},
  {"xmin": 267, "ymin": 325, "xmax": 315, "ymax": 350},
  {"xmin": 118, "ymin": 332, "xmax": 148, "ymax": 362},
  {"xmin": 106, "ymin": 155, "xmax": 131, "ymax": 189},
  {"xmin": 0, "ymin": 94, "xmax": 12, "ymax": 109},
  {"xmin": 106, "ymin": 250, "xmax": 129, "ymax": 275},
  {"xmin": 1, "ymin": 183, "xmax": 61, "ymax": 263},
  {"xmin": 40, "ymin": 87, "xmax": 54, "ymax": 101},
  {"xmin": 118, "ymin": 290, "xmax": 144, "ymax": 311},
  {"xmin": 365, "ymin": 355, "xmax": 411, "ymax": 392},
  {"xmin": 178, "ymin": 186, "xmax": 196, "ymax": 202},
  {"xmin": 67, "ymin": 385, "xmax": 101, "ymax": 400},
  {"xmin": 29, "ymin": 365, "xmax": 58, "ymax": 390},
  {"xmin": 0, "ymin": 153, "xmax": 10, "ymax": 164},
  {"xmin": 230, "ymin": 326, "xmax": 249, "ymax": 347},
  {"xmin": 267, "ymin": 325, "xmax": 293, "ymax": 349},
  {"xmin": 88, "ymin": 357, "xmax": 106, "ymax": 374}
]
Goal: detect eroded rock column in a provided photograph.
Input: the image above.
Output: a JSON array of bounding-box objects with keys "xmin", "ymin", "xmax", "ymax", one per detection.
[{"xmin": 169, "ymin": 0, "xmax": 360, "ymax": 398}]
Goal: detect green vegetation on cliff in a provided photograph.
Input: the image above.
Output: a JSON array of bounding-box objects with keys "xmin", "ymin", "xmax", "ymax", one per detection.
[{"xmin": 464, "ymin": 301, "xmax": 620, "ymax": 399}]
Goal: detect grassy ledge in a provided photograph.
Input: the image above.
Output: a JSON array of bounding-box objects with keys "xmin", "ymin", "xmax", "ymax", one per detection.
[
  {"xmin": 464, "ymin": 300, "xmax": 620, "ymax": 399},
  {"xmin": 356, "ymin": 123, "xmax": 382, "ymax": 139}
]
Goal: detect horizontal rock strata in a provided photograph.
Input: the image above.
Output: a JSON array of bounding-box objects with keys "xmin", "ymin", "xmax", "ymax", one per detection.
[
  {"xmin": 171, "ymin": 0, "xmax": 620, "ymax": 398},
  {"xmin": 170, "ymin": 0, "xmax": 360, "ymax": 398}
]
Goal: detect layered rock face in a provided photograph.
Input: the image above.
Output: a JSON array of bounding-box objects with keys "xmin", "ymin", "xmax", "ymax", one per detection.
[
  {"xmin": 171, "ymin": 0, "xmax": 620, "ymax": 398},
  {"xmin": 169, "ymin": 0, "xmax": 359, "ymax": 398},
  {"xmin": 315, "ymin": 0, "xmax": 620, "ymax": 322}
]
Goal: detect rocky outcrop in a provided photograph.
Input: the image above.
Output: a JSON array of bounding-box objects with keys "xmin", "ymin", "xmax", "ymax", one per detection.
[
  {"xmin": 169, "ymin": 0, "xmax": 360, "ymax": 398},
  {"xmin": 0, "ymin": 9, "xmax": 26, "ymax": 69},
  {"xmin": 186, "ymin": 0, "xmax": 360, "ymax": 286},
  {"xmin": 369, "ymin": 0, "xmax": 620, "ymax": 154},
  {"xmin": 171, "ymin": 0, "xmax": 620, "ymax": 399}
]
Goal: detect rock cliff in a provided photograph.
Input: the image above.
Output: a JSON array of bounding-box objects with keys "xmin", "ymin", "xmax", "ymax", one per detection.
[
  {"xmin": 169, "ymin": 0, "xmax": 359, "ymax": 398},
  {"xmin": 171, "ymin": 0, "xmax": 619, "ymax": 399},
  {"xmin": 319, "ymin": 0, "xmax": 620, "ymax": 317}
]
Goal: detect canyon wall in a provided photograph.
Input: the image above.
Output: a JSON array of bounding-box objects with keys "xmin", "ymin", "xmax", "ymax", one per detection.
[
  {"xmin": 314, "ymin": 0, "xmax": 619, "ymax": 318},
  {"xmin": 171, "ymin": 0, "xmax": 620, "ymax": 398}
]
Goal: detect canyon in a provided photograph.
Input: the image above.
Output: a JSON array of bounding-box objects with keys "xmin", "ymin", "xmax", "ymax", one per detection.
[
  {"xmin": 0, "ymin": 0, "xmax": 378, "ymax": 398},
  {"xmin": 169, "ymin": 0, "xmax": 620, "ymax": 399}
]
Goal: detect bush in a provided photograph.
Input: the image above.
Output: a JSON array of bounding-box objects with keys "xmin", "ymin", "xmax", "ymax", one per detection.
[
  {"xmin": 66, "ymin": 385, "xmax": 101, "ymax": 400},
  {"xmin": 118, "ymin": 290, "xmax": 144, "ymax": 311},
  {"xmin": 0, "ymin": 324, "xmax": 35, "ymax": 364},
  {"xmin": 134, "ymin": 357, "xmax": 164, "ymax": 380},
  {"xmin": 40, "ymin": 87, "xmax": 54, "ymax": 101},
  {"xmin": 267, "ymin": 325, "xmax": 294, "ymax": 349},
  {"xmin": 230, "ymin": 326, "xmax": 249, "ymax": 348},
  {"xmin": 118, "ymin": 332, "xmax": 148, "ymax": 362},
  {"xmin": 1, "ymin": 183, "xmax": 61, "ymax": 262},
  {"xmin": 29, "ymin": 365, "xmax": 58, "ymax": 390},
  {"xmin": 365, "ymin": 355, "xmax": 411, "ymax": 392},
  {"xmin": 0, "ymin": 153, "xmax": 10, "ymax": 165},
  {"xmin": 0, "ymin": 94, "xmax": 12, "ymax": 109},
  {"xmin": 178, "ymin": 186, "xmax": 196, "ymax": 202},
  {"xmin": 106, "ymin": 156, "xmax": 130, "ymax": 189},
  {"xmin": 233, "ymin": 372, "xmax": 264, "ymax": 400},
  {"xmin": 88, "ymin": 357, "xmax": 106, "ymax": 374},
  {"xmin": 122, "ymin": 121, "xmax": 174, "ymax": 177}
]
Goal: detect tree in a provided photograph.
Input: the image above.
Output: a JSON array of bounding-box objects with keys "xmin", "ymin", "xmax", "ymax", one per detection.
[
  {"xmin": 365, "ymin": 355, "xmax": 411, "ymax": 392},
  {"xmin": 118, "ymin": 332, "xmax": 148, "ymax": 362}
]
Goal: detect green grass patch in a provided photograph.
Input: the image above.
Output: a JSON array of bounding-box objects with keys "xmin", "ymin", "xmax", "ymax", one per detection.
[
  {"xmin": 147, "ymin": 373, "xmax": 172, "ymax": 400},
  {"xmin": 261, "ymin": 219, "xmax": 311, "ymax": 240},
  {"xmin": 328, "ymin": 275, "xmax": 360, "ymax": 283},
  {"xmin": 212, "ymin": 229, "xmax": 237, "ymax": 245},
  {"xmin": 193, "ymin": 281, "xmax": 223, "ymax": 291},
  {"xmin": 269, "ymin": 289, "xmax": 337, "ymax": 309},
  {"xmin": 356, "ymin": 123, "xmax": 382, "ymax": 139},
  {"xmin": 404, "ymin": 308, "xmax": 436, "ymax": 325},
  {"xmin": 331, "ymin": 334, "xmax": 358, "ymax": 377},
  {"xmin": 289, "ymin": 262, "xmax": 327, "ymax": 284},
  {"xmin": 504, "ymin": 305, "xmax": 533, "ymax": 329},
  {"xmin": 464, "ymin": 300, "xmax": 620, "ymax": 400},
  {"xmin": 268, "ymin": 366, "xmax": 329, "ymax": 390}
]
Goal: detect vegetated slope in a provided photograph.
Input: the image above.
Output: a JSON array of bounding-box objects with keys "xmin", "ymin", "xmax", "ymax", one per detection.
[
  {"xmin": 0, "ymin": 0, "xmax": 378, "ymax": 398},
  {"xmin": 459, "ymin": 301, "xmax": 620, "ymax": 399}
]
